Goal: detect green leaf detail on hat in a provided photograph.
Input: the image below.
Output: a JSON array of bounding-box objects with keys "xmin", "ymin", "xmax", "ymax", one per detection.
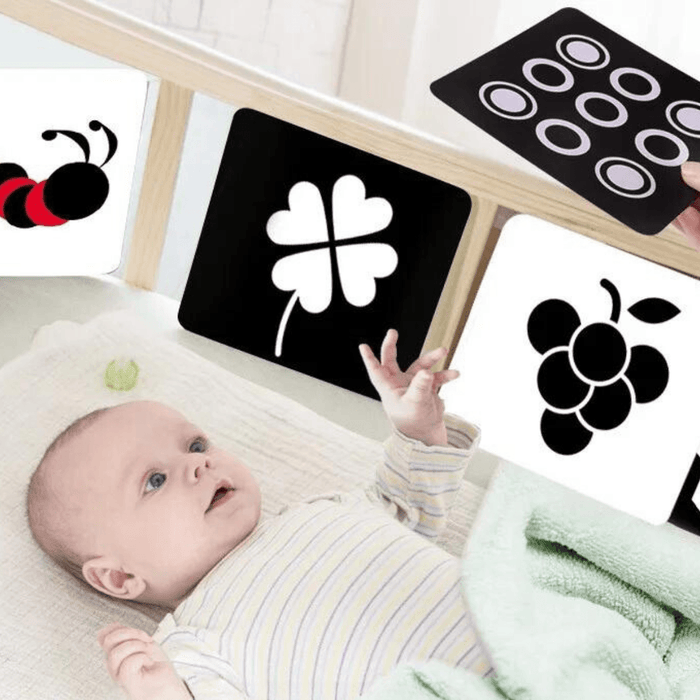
[{"xmin": 104, "ymin": 359, "xmax": 139, "ymax": 391}]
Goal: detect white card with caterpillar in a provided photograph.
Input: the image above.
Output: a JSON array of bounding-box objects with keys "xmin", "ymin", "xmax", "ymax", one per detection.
[
  {"xmin": 442, "ymin": 214, "xmax": 700, "ymax": 524},
  {"xmin": 0, "ymin": 69, "xmax": 148, "ymax": 275}
]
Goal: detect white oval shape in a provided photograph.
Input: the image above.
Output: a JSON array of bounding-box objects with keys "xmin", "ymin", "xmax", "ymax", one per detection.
[
  {"xmin": 575, "ymin": 91, "xmax": 628, "ymax": 128},
  {"xmin": 556, "ymin": 34, "xmax": 610, "ymax": 69},
  {"xmin": 491, "ymin": 87, "xmax": 527, "ymax": 113},
  {"xmin": 595, "ymin": 157, "xmax": 656, "ymax": 198},
  {"xmin": 478, "ymin": 81, "xmax": 538, "ymax": 120},
  {"xmin": 523, "ymin": 58, "xmax": 574, "ymax": 93},
  {"xmin": 607, "ymin": 164, "xmax": 645, "ymax": 191},
  {"xmin": 610, "ymin": 67, "xmax": 660, "ymax": 102},
  {"xmin": 535, "ymin": 119, "xmax": 591, "ymax": 156},
  {"xmin": 666, "ymin": 100, "xmax": 700, "ymax": 138},
  {"xmin": 635, "ymin": 128, "xmax": 689, "ymax": 167}
]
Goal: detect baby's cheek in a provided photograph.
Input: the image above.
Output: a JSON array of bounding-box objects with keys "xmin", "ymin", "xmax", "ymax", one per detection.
[
  {"xmin": 144, "ymin": 507, "xmax": 194, "ymax": 549},
  {"xmin": 233, "ymin": 501, "xmax": 262, "ymax": 546}
]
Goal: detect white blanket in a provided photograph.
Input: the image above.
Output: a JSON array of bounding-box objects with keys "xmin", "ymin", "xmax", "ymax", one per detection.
[{"xmin": 0, "ymin": 309, "xmax": 486, "ymax": 700}]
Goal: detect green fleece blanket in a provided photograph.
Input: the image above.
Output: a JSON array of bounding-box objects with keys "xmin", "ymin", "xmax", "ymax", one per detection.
[{"xmin": 359, "ymin": 463, "xmax": 700, "ymax": 700}]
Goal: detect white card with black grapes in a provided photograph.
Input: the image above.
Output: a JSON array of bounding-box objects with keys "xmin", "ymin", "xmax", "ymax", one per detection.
[
  {"xmin": 0, "ymin": 70, "xmax": 148, "ymax": 275},
  {"xmin": 441, "ymin": 214, "xmax": 700, "ymax": 524}
]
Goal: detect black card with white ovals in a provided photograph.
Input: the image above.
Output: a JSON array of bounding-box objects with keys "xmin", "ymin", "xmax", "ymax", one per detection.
[
  {"xmin": 430, "ymin": 8, "xmax": 700, "ymax": 235},
  {"xmin": 178, "ymin": 108, "xmax": 471, "ymax": 398}
]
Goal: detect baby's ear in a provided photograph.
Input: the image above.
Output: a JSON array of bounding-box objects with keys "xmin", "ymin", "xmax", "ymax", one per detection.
[{"xmin": 82, "ymin": 557, "xmax": 146, "ymax": 600}]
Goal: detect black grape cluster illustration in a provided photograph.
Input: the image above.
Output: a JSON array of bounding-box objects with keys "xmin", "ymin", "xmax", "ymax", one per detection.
[{"xmin": 527, "ymin": 279, "xmax": 679, "ymax": 455}]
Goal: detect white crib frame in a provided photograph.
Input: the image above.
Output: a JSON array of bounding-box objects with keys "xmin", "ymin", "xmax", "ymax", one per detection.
[{"xmin": 0, "ymin": 0, "xmax": 696, "ymax": 368}]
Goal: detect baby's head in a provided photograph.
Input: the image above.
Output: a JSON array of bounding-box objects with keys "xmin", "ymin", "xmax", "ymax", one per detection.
[{"xmin": 27, "ymin": 400, "xmax": 261, "ymax": 609}]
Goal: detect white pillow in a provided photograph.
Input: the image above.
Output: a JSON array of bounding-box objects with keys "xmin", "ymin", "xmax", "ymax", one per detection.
[{"xmin": 0, "ymin": 310, "xmax": 485, "ymax": 700}]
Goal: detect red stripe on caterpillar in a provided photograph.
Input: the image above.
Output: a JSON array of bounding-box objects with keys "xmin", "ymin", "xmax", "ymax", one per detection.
[{"xmin": 0, "ymin": 120, "xmax": 118, "ymax": 229}]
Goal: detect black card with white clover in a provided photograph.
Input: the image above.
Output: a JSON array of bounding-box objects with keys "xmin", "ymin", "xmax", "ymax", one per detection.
[
  {"xmin": 440, "ymin": 215, "xmax": 700, "ymax": 525},
  {"xmin": 178, "ymin": 108, "xmax": 471, "ymax": 398},
  {"xmin": 430, "ymin": 8, "xmax": 700, "ymax": 236}
]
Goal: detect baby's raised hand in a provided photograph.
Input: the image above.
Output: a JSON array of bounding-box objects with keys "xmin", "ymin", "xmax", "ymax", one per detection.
[
  {"xmin": 98, "ymin": 623, "xmax": 191, "ymax": 700},
  {"xmin": 359, "ymin": 329, "xmax": 459, "ymax": 446}
]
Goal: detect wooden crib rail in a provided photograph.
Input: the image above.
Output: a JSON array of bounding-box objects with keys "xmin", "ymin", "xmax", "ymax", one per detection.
[{"xmin": 0, "ymin": 0, "xmax": 697, "ymax": 359}]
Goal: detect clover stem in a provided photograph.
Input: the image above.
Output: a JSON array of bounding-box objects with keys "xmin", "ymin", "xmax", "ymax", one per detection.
[
  {"xmin": 275, "ymin": 291, "xmax": 299, "ymax": 357},
  {"xmin": 600, "ymin": 278, "xmax": 621, "ymax": 323}
]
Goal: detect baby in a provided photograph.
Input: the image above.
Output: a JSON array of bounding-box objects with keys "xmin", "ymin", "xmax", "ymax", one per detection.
[{"xmin": 27, "ymin": 330, "xmax": 492, "ymax": 700}]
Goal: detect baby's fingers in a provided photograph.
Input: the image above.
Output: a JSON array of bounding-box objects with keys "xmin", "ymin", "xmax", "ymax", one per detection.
[
  {"xmin": 359, "ymin": 343, "xmax": 390, "ymax": 396},
  {"xmin": 359, "ymin": 342, "xmax": 380, "ymax": 371},
  {"xmin": 406, "ymin": 346, "xmax": 447, "ymax": 375},
  {"xmin": 99, "ymin": 624, "xmax": 152, "ymax": 654},
  {"xmin": 97, "ymin": 622, "xmax": 123, "ymax": 647},
  {"xmin": 380, "ymin": 329, "xmax": 401, "ymax": 373},
  {"xmin": 433, "ymin": 369, "xmax": 460, "ymax": 388},
  {"xmin": 405, "ymin": 370, "xmax": 435, "ymax": 403},
  {"xmin": 105, "ymin": 638, "xmax": 153, "ymax": 683}
]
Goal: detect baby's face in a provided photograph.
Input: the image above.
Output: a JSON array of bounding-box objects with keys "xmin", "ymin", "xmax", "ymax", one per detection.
[{"xmin": 51, "ymin": 401, "xmax": 261, "ymax": 607}]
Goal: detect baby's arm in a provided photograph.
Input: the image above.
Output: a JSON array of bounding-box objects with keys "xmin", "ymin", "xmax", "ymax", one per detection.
[
  {"xmin": 359, "ymin": 330, "xmax": 481, "ymax": 536},
  {"xmin": 100, "ymin": 622, "xmax": 254, "ymax": 699},
  {"xmin": 98, "ymin": 624, "xmax": 193, "ymax": 700},
  {"xmin": 375, "ymin": 413, "xmax": 480, "ymax": 538}
]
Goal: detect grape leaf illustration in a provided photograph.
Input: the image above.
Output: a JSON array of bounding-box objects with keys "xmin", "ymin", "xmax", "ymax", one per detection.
[
  {"xmin": 627, "ymin": 297, "xmax": 681, "ymax": 323},
  {"xmin": 266, "ymin": 174, "xmax": 397, "ymax": 357}
]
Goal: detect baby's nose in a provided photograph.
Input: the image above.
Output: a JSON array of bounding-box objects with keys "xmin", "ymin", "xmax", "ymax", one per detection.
[{"xmin": 188, "ymin": 454, "xmax": 210, "ymax": 481}]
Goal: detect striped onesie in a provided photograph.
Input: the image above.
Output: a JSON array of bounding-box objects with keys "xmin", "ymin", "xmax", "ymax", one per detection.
[{"xmin": 153, "ymin": 413, "xmax": 493, "ymax": 699}]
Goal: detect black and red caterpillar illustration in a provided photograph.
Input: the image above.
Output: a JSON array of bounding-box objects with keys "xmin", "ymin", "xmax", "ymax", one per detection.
[{"xmin": 0, "ymin": 119, "xmax": 118, "ymax": 229}]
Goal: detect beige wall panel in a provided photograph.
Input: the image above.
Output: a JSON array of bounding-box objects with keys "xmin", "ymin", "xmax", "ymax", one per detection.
[{"xmin": 339, "ymin": 0, "xmax": 420, "ymax": 119}]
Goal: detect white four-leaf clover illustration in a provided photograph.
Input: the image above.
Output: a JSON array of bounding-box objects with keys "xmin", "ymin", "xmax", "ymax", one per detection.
[{"xmin": 267, "ymin": 174, "xmax": 398, "ymax": 356}]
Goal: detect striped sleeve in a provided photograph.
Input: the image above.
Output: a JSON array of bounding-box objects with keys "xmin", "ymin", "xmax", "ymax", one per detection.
[
  {"xmin": 368, "ymin": 413, "xmax": 481, "ymax": 539},
  {"xmin": 154, "ymin": 617, "xmax": 250, "ymax": 699}
]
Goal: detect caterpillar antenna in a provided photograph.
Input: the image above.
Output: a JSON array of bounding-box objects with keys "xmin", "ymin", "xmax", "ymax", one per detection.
[
  {"xmin": 89, "ymin": 120, "xmax": 118, "ymax": 167},
  {"xmin": 41, "ymin": 129, "xmax": 90, "ymax": 163}
]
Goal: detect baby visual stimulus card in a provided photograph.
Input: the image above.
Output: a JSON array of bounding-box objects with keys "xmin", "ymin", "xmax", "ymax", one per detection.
[
  {"xmin": 0, "ymin": 69, "xmax": 148, "ymax": 275},
  {"xmin": 669, "ymin": 454, "xmax": 700, "ymax": 537},
  {"xmin": 178, "ymin": 108, "xmax": 471, "ymax": 398},
  {"xmin": 430, "ymin": 8, "xmax": 700, "ymax": 235},
  {"xmin": 441, "ymin": 215, "xmax": 700, "ymax": 525}
]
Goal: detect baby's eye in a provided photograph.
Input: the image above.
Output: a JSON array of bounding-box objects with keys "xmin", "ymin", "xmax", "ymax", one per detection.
[
  {"xmin": 189, "ymin": 437, "xmax": 208, "ymax": 453},
  {"xmin": 145, "ymin": 472, "xmax": 167, "ymax": 493}
]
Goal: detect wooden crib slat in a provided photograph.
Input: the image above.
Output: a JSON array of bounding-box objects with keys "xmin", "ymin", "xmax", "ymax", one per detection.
[
  {"xmin": 124, "ymin": 80, "xmax": 192, "ymax": 290},
  {"xmin": 422, "ymin": 198, "xmax": 500, "ymax": 363}
]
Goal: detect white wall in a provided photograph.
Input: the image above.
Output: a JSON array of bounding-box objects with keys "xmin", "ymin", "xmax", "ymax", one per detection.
[
  {"xmin": 97, "ymin": 0, "xmax": 353, "ymax": 95},
  {"xmin": 339, "ymin": 0, "xmax": 420, "ymax": 120}
]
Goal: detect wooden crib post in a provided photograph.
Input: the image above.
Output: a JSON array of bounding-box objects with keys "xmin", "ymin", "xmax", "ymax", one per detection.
[
  {"xmin": 423, "ymin": 197, "xmax": 499, "ymax": 369},
  {"xmin": 124, "ymin": 80, "xmax": 193, "ymax": 290}
]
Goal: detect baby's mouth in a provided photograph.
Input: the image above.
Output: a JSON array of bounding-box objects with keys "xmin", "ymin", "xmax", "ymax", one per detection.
[{"xmin": 206, "ymin": 484, "xmax": 234, "ymax": 513}]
